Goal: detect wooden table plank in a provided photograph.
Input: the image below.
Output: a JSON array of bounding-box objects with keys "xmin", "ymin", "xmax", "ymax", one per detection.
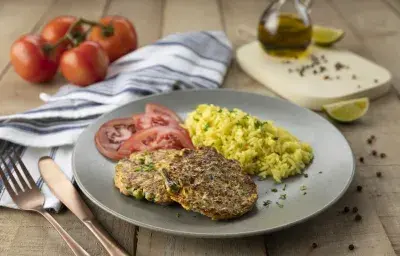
[{"xmin": 136, "ymin": 1, "xmax": 267, "ymax": 255}]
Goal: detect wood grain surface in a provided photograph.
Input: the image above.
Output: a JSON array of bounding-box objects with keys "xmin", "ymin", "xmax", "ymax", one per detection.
[{"xmin": 0, "ymin": 0, "xmax": 400, "ymax": 255}]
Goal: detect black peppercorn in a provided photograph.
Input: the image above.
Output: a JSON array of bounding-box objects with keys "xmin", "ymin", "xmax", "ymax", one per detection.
[
  {"xmin": 376, "ymin": 172, "xmax": 382, "ymax": 177},
  {"xmin": 372, "ymin": 150, "xmax": 377, "ymax": 156},
  {"xmin": 349, "ymin": 244, "xmax": 355, "ymax": 250},
  {"xmin": 367, "ymin": 139, "xmax": 372, "ymax": 144},
  {"xmin": 380, "ymin": 153, "xmax": 386, "ymax": 158},
  {"xmin": 344, "ymin": 206, "xmax": 350, "ymax": 213},
  {"xmin": 359, "ymin": 157, "xmax": 364, "ymax": 163},
  {"xmin": 355, "ymin": 214, "xmax": 362, "ymax": 221},
  {"xmin": 304, "ymin": 173, "xmax": 308, "ymax": 178},
  {"xmin": 357, "ymin": 186, "xmax": 362, "ymax": 192},
  {"xmin": 352, "ymin": 207, "xmax": 358, "ymax": 213},
  {"xmin": 312, "ymin": 243, "xmax": 318, "ymax": 249}
]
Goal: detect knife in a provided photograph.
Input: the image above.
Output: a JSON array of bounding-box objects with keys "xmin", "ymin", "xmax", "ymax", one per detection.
[{"xmin": 38, "ymin": 156, "xmax": 130, "ymax": 256}]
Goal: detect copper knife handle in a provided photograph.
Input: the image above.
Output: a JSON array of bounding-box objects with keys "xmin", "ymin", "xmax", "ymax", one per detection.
[{"xmin": 83, "ymin": 220, "xmax": 129, "ymax": 256}]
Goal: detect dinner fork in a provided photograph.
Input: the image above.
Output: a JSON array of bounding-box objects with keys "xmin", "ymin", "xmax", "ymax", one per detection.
[{"xmin": 0, "ymin": 148, "xmax": 90, "ymax": 256}]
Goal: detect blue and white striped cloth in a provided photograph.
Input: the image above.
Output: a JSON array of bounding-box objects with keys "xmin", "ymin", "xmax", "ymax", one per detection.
[{"xmin": 0, "ymin": 31, "xmax": 233, "ymax": 211}]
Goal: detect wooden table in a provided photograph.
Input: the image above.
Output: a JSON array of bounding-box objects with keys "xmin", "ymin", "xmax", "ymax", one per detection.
[{"xmin": 1, "ymin": 0, "xmax": 400, "ymax": 255}]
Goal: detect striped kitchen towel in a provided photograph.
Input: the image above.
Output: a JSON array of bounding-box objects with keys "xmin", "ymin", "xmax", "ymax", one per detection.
[{"xmin": 0, "ymin": 31, "xmax": 233, "ymax": 211}]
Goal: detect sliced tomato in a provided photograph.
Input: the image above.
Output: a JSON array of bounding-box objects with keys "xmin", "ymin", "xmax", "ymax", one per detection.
[
  {"xmin": 94, "ymin": 118, "xmax": 135, "ymax": 160},
  {"xmin": 118, "ymin": 126, "xmax": 195, "ymax": 154},
  {"xmin": 145, "ymin": 103, "xmax": 182, "ymax": 123},
  {"xmin": 133, "ymin": 112, "xmax": 180, "ymax": 130}
]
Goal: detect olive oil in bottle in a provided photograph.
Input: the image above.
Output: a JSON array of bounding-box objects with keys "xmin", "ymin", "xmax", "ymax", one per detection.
[{"xmin": 257, "ymin": 0, "xmax": 313, "ymax": 58}]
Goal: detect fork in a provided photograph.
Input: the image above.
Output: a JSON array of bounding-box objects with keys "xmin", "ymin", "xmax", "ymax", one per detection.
[{"xmin": 0, "ymin": 148, "xmax": 90, "ymax": 256}]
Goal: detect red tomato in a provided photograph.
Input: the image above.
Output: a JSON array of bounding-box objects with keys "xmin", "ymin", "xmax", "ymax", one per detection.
[
  {"xmin": 88, "ymin": 15, "xmax": 138, "ymax": 62},
  {"xmin": 133, "ymin": 112, "xmax": 180, "ymax": 130},
  {"xmin": 41, "ymin": 15, "xmax": 83, "ymax": 53},
  {"xmin": 60, "ymin": 41, "xmax": 109, "ymax": 86},
  {"xmin": 95, "ymin": 118, "xmax": 135, "ymax": 160},
  {"xmin": 118, "ymin": 126, "xmax": 195, "ymax": 154},
  {"xmin": 145, "ymin": 103, "xmax": 182, "ymax": 123},
  {"xmin": 10, "ymin": 34, "xmax": 61, "ymax": 83}
]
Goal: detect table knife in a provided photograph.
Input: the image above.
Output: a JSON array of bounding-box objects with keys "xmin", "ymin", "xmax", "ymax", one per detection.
[{"xmin": 38, "ymin": 156, "xmax": 130, "ymax": 256}]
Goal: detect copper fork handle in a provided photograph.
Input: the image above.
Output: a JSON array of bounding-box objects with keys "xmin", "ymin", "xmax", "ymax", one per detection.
[
  {"xmin": 84, "ymin": 220, "xmax": 130, "ymax": 256},
  {"xmin": 39, "ymin": 210, "xmax": 90, "ymax": 256}
]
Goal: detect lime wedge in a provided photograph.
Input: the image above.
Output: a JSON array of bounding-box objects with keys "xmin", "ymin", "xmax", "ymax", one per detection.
[
  {"xmin": 312, "ymin": 25, "xmax": 345, "ymax": 46},
  {"xmin": 323, "ymin": 98, "xmax": 369, "ymax": 122}
]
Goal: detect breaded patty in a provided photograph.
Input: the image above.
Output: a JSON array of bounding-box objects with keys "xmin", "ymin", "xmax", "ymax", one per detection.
[
  {"xmin": 160, "ymin": 147, "xmax": 258, "ymax": 220},
  {"xmin": 114, "ymin": 150, "xmax": 179, "ymax": 205}
]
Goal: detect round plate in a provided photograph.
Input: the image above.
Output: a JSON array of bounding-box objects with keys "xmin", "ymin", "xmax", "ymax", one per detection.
[{"xmin": 72, "ymin": 89, "xmax": 355, "ymax": 238}]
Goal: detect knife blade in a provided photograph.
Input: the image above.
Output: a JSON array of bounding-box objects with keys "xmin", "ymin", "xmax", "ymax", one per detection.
[{"xmin": 39, "ymin": 156, "xmax": 130, "ymax": 256}]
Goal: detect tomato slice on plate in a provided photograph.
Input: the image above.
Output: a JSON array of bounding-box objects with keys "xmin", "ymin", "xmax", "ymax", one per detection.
[
  {"xmin": 145, "ymin": 103, "xmax": 182, "ymax": 123},
  {"xmin": 118, "ymin": 126, "xmax": 195, "ymax": 154},
  {"xmin": 95, "ymin": 118, "xmax": 135, "ymax": 160},
  {"xmin": 133, "ymin": 112, "xmax": 180, "ymax": 130}
]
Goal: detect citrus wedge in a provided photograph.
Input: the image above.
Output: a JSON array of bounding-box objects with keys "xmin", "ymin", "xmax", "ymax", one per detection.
[
  {"xmin": 312, "ymin": 25, "xmax": 345, "ymax": 46},
  {"xmin": 323, "ymin": 97, "xmax": 369, "ymax": 122}
]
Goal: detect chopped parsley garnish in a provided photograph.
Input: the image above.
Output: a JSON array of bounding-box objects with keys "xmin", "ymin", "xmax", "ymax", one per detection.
[
  {"xmin": 204, "ymin": 123, "xmax": 210, "ymax": 131},
  {"xmin": 303, "ymin": 192, "xmax": 307, "ymax": 195},
  {"xmin": 218, "ymin": 109, "xmax": 223, "ymax": 113},
  {"xmin": 279, "ymin": 194, "xmax": 287, "ymax": 200},
  {"xmin": 194, "ymin": 117, "xmax": 199, "ymax": 121},
  {"xmin": 176, "ymin": 213, "xmax": 181, "ymax": 218},
  {"xmin": 255, "ymin": 120, "xmax": 262, "ymax": 129},
  {"xmin": 300, "ymin": 185, "xmax": 307, "ymax": 191},
  {"xmin": 263, "ymin": 200, "xmax": 272, "ymax": 207},
  {"xmin": 282, "ymin": 184, "xmax": 287, "ymax": 191},
  {"xmin": 271, "ymin": 188, "xmax": 278, "ymax": 193},
  {"xmin": 276, "ymin": 202, "xmax": 284, "ymax": 208}
]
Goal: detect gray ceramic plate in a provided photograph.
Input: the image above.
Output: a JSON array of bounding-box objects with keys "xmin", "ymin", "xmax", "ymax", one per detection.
[{"xmin": 72, "ymin": 89, "xmax": 355, "ymax": 238}]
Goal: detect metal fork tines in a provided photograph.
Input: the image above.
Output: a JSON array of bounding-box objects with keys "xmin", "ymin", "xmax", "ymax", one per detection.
[{"xmin": 0, "ymin": 148, "xmax": 90, "ymax": 256}]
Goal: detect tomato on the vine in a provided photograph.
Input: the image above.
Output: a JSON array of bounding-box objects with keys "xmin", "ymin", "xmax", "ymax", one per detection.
[
  {"xmin": 41, "ymin": 15, "xmax": 84, "ymax": 53},
  {"xmin": 10, "ymin": 34, "xmax": 61, "ymax": 83},
  {"xmin": 60, "ymin": 41, "xmax": 109, "ymax": 86},
  {"xmin": 88, "ymin": 15, "xmax": 138, "ymax": 62}
]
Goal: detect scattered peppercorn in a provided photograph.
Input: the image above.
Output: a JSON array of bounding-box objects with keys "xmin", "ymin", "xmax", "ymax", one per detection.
[
  {"xmin": 323, "ymin": 75, "xmax": 330, "ymax": 80},
  {"xmin": 348, "ymin": 244, "xmax": 355, "ymax": 250},
  {"xmin": 372, "ymin": 150, "xmax": 377, "ymax": 156},
  {"xmin": 380, "ymin": 153, "xmax": 386, "ymax": 158},
  {"xmin": 319, "ymin": 171, "xmax": 323, "ymax": 174},
  {"xmin": 376, "ymin": 172, "xmax": 382, "ymax": 177},
  {"xmin": 320, "ymin": 66, "xmax": 326, "ymax": 72},
  {"xmin": 355, "ymin": 214, "xmax": 362, "ymax": 221},
  {"xmin": 344, "ymin": 206, "xmax": 350, "ymax": 213},
  {"xmin": 352, "ymin": 207, "xmax": 358, "ymax": 213},
  {"xmin": 374, "ymin": 79, "xmax": 378, "ymax": 83},
  {"xmin": 359, "ymin": 157, "xmax": 364, "ymax": 163},
  {"xmin": 357, "ymin": 185, "xmax": 363, "ymax": 192},
  {"xmin": 371, "ymin": 135, "xmax": 376, "ymax": 140},
  {"xmin": 352, "ymin": 74, "xmax": 357, "ymax": 80},
  {"xmin": 312, "ymin": 243, "xmax": 318, "ymax": 249},
  {"xmin": 367, "ymin": 139, "xmax": 372, "ymax": 144},
  {"xmin": 313, "ymin": 70, "xmax": 317, "ymax": 75},
  {"xmin": 304, "ymin": 173, "xmax": 309, "ymax": 178},
  {"xmin": 288, "ymin": 68, "xmax": 293, "ymax": 73}
]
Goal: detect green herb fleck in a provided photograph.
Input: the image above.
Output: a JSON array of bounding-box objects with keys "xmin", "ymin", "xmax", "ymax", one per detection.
[
  {"xmin": 176, "ymin": 213, "xmax": 181, "ymax": 218},
  {"xmin": 255, "ymin": 120, "xmax": 262, "ymax": 129},
  {"xmin": 204, "ymin": 123, "xmax": 210, "ymax": 131},
  {"xmin": 303, "ymin": 192, "xmax": 307, "ymax": 195},
  {"xmin": 300, "ymin": 185, "xmax": 307, "ymax": 191},
  {"xmin": 138, "ymin": 158, "xmax": 145, "ymax": 164},
  {"xmin": 276, "ymin": 202, "xmax": 284, "ymax": 208},
  {"xmin": 271, "ymin": 188, "xmax": 278, "ymax": 193},
  {"xmin": 218, "ymin": 109, "xmax": 223, "ymax": 113},
  {"xmin": 263, "ymin": 200, "xmax": 272, "ymax": 207},
  {"xmin": 279, "ymin": 194, "xmax": 287, "ymax": 200},
  {"xmin": 194, "ymin": 117, "xmax": 199, "ymax": 122},
  {"xmin": 282, "ymin": 184, "xmax": 287, "ymax": 191}
]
